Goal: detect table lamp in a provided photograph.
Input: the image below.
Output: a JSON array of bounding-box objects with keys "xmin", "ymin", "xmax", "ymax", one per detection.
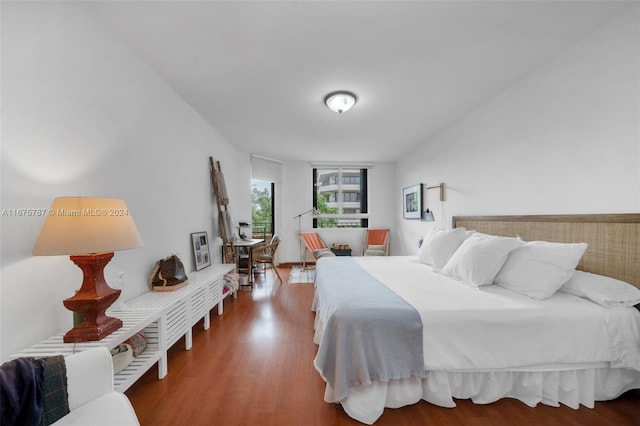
[{"xmin": 32, "ymin": 197, "xmax": 144, "ymax": 343}]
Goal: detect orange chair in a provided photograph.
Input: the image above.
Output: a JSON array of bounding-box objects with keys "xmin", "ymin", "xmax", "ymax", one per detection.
[
  {"xmin": 362, "ymin": 229, "xmax": 390, "ymax": 256},
  {"xmin": 299, "ymin": 232, "xmax": 335, "ymax": 268}
]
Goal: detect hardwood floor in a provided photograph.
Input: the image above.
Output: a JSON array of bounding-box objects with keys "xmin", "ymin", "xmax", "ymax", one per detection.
[{"xmin": 126, "ymin": 267, "xmax": 640, "ymax": 426}]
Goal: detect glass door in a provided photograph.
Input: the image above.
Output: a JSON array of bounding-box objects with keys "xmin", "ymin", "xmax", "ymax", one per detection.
[{"xmin": 251, "ymin": 179, "xmax": 274, "ymax": 241}]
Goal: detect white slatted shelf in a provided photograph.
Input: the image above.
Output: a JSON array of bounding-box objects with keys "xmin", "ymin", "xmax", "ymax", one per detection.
[
  {"xmin": 13, "ymin": 309, "xmax": 162, "ymax": 392},
  {"xmin": 113, "ymin": 346, "xmax": 160, "ymax": 392},
  {"xmin": 11, "ymin": 263, "xmax": 236, "ymax": 392}
]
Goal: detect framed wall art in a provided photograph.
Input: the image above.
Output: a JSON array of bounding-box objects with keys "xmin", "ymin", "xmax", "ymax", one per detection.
[
  {"xmin": 403, "ymin": 184, "xmax": 422, "ymax": 219},
  {"xmin": 191, "ymin": 231, "xmax": 211, "ymax": 270}
]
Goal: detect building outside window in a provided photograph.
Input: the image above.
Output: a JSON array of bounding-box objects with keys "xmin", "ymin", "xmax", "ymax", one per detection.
[{"xmin": 313, "ymin": 168, "xmax": 368, "ymax": 228}]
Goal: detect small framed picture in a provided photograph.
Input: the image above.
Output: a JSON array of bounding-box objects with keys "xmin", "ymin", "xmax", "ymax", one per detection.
[
  {"xmin": 191, "ymin": 231, "xmax": 211, "ymax": 270},
  {"xmin": 403, "ymin": 184, "xmax": 422, "ymax": 219}
]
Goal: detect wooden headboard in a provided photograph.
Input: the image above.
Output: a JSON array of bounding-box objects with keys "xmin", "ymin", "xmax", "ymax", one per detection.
[{"xmin": 452, "ymin": 214, "xmax": 640, "ymax": 288}]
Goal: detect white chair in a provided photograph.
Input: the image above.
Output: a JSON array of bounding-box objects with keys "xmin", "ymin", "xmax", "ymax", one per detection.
[{"xmin": 52, "ymin": 347, "xmax": 139, "ymax": 425}]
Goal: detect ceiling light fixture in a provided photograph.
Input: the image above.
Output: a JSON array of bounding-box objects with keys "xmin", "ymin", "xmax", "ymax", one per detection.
[{"xmin": 324, "ymin": 91, "xmax": 357, "ymax": 114}]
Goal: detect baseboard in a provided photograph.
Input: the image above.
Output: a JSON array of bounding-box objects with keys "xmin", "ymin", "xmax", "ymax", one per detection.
[{"xmin": 278, "ymin": 262, "xmax": 316, "ymax": 268}]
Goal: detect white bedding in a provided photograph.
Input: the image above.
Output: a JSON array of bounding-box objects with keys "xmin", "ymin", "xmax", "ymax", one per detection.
[
  {"xmin": 357, "ymin": 256, "xmax": 639, "ymax": 370},
  {"xmin": 313, "ymin": 256, "xmax": 640, "ymax": 424}
]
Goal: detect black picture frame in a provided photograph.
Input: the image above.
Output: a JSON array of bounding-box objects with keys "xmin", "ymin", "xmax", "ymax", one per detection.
[
  {"xmin": 191, "ymin": 231, "xmax": 211, "ymax": 270},
  {"xmin": 403, "ymin": 184, "xmax": 422, "ymax": 219}
]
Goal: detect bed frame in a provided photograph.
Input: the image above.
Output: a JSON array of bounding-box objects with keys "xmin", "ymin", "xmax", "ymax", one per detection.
[{"xmin": 452, "ymin": 214, "xmax": 640, "ymax": 288}]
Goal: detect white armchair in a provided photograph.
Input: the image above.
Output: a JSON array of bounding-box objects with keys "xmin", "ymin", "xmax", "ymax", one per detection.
[{"xmin": 52, "ymin": 347, "xmax": 139, "ymax": 425}]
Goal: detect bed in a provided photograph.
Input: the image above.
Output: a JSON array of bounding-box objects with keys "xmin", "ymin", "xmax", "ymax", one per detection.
[{"xmin": 312, "ymin": 214, "xmax": 640, "ymax": 424}]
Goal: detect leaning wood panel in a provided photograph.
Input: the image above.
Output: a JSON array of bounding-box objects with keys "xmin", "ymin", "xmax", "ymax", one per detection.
[{"xmin": 452, "ymin": 214, "xmax": 640, "ymax": 288}]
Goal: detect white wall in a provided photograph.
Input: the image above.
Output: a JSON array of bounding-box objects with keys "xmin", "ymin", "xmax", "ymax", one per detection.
[
  {"xmin": 278, "ymin": 161, "xmax": 396, "ymax": 264},
  {"xmin": 0, "ymin": 3, "xmax": 249, "ymax": 360},
  {"xmin": 394, "ymin": 8, "xmax": 640, "ymax": 255}
]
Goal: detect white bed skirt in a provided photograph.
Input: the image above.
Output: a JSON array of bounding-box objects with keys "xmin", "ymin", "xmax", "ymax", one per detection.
[{"xmin": 323, "ymin": 367, "xmax": 640, "ymax": 425}]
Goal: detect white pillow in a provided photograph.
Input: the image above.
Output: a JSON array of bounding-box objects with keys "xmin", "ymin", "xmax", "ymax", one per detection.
[
  {"xmin": 417, "ymin": 227, "xmax": 471, "ymax": 270},
  {"xmin": 560, "ymin": 271, "xmax": 640, "ymax": 308},
  {"xmin": 313, "ymin": 248, "xmax": 335, "ymax": 258},
  {"xmin": 440, "ymin": 233, "xmax": 522, "ymax": 287},
  {"xmin": 364, "ymin": 245, "xmax": 387, "ymax": 256},
  {"xmin": 494, "ymin": 241, "xmax": 588, "ymax": 299}
]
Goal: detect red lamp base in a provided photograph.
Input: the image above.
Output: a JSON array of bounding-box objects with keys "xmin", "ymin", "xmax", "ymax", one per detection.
[{"xmin": 63, "ymin": 252, "xmax": 123, "ymax": 343}]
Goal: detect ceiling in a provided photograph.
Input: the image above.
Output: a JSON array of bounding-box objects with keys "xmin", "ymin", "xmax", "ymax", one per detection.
[{"xmin": 87, "ymin": 1, "xmax": 633, "ymax": 163}]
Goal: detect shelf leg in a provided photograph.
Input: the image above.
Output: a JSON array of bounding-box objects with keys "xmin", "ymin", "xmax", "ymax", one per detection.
[
  {"xmin": 204, "ymin": 312, "xmax": 210, "ymax": 330},
  {"xmin": 158, "ymin": 353, "xmax": 168, "ymax": 379},
  {"xmin": 185, "ymin": 329, "xmax": 192, "ymax": 350}
]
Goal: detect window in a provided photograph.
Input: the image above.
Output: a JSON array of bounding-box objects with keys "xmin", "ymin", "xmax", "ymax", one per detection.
[
  {"xmin": 343, "ymin": 192, "xmax": 359, "ymax": 202},
  {"xmin": 251, "ymin": 179, "xmax": 274, "ymax": 241},
  {"xmin": 313, "ymin": 168, "xmax": 368, "ymax": 228}
]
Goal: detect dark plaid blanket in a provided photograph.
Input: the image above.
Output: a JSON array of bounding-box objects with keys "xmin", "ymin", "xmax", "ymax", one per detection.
[{"xmin": 0, "ymin": 355, "xmax": 69, "ymax": 426}]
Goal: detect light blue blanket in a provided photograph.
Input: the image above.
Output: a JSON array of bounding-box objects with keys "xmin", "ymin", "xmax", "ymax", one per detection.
[{"xmin": 313, "ymin": 257, "xmax": 425, "ymax": 401}]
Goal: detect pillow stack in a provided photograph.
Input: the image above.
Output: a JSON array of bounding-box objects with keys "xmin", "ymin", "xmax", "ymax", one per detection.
[{"xmin": 416, "ymin": 228, "xmax": 609, "ymax": 301}]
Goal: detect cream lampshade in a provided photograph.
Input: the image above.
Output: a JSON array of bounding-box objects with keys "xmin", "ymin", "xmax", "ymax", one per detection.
[{"xmin": 33, "ymin": 197, "xmax": 143, "ymax": 342}]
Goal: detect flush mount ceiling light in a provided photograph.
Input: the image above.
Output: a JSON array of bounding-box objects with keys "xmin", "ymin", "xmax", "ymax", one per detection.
[{"xmin": 324, "ymin": 91, "xmax": 357, "ymax": 114}]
